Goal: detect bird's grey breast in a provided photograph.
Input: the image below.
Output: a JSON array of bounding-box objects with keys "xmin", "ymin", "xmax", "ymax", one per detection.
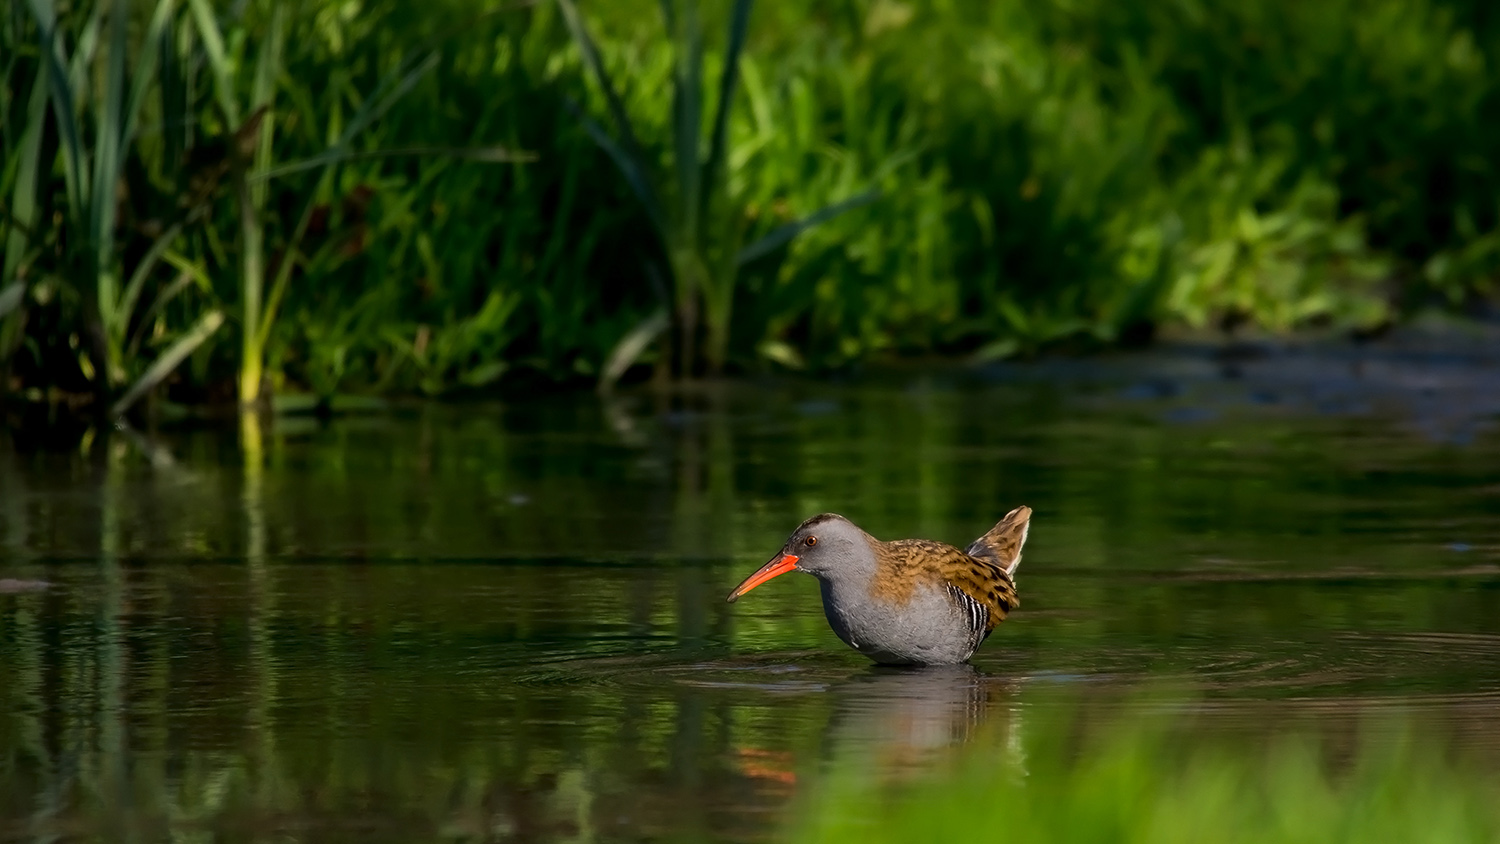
[{"xmin": 818, "ymin": 578, "xmax": 977, "ymax": 666}]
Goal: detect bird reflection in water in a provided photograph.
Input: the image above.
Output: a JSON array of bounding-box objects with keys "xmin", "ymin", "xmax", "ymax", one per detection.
[
  {"xmin": 825, "ymin": 664, "xmax": 1025, "ymax": 779},
  {"xmin": 733, "ymin": 665, "xmax": 1026, "ymax": 791}
]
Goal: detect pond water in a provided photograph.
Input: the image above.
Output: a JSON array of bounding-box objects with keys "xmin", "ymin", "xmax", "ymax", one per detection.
[{"xmin": 2, "ymin": 339, "xmax": 1499, "ymax": 842}]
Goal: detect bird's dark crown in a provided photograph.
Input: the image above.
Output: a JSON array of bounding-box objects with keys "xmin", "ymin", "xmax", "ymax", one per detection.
[{"xmin": 794, "ymin": 513, "xmax": 849, "ymax": 534}]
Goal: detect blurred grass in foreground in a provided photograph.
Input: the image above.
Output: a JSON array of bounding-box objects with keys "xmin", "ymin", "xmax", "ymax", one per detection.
[{"xmin": 795, "ymin": 701, "xmax": 1500, "ymax": 844}]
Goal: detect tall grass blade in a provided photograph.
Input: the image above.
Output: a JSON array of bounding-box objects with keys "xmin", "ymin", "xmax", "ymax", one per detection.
[
  {"xmin": 2, "ymin": 46, "xmax": 50, "ymax": 290},
  {"xmin": 558, "ymin": 0, "xmax": 674, "ymax": 234},
  {"xmin": 92, "ymin": 0, "xmax": 128, "ymax": 334},
  {"xmin": 160, "ymin": 249, "xmax": 215, "ymax": 294},
  {"xmin": 253, "ymin": 172, "xmax": 329, "ymax": 354},
  {"xmin": 563, "ymin": 99, "xmax": 665, "ymax": 231},
  {"xmin": 700, "ymin": 0, "xmax": 752, "ymax": 224},
  {"xmin": 555, "ymin": 0, "xmax": 649, "ymax": 167},
  {"xmin": 251, "ymin": 12, "xmax": 279, "ymax": 206},
  {"xmin": 122, "ymin": 0, "xmax": 176, "ymax": 159},
  {"xmin": 64, "ymin": 2, "xmax": 102, "ymax": 99},
  {"xmin": 158, "ymin": 0, "xmax": 185, "ymax": 175},
  {"xmin": 238, "ymin": 178, "xmax": 265, "ymax": 402},
  {"xmin": 6, "ymin": 7, "xmax": 63, "ymax": 368},
  {"xmin": 186, "ymin": 0, "xmax": 239, "ymax": 125},
  {"xmin": 118, "ymin": 223, "xmax": 185, "ymax": 328},
  {"xmin": 110, "ymin": 309, "xmax": 224, "ymax": 418},
  {"xmin": 737, "ymin": 188, "xmax": 879, "ymax": 265},
  {"xmin": 250, "ymin": 2, "xmax": 281, "ymax": 151},
  {"xmin": 22, "ymin": 0, "xmax": 54, "ymax": 40},
  {"xmin": 29, "ymin": 0, "xmax": 88, "ymax": 219},
  {"xmin": 237, "ymin": 1, "xmax": 283, "ymax": 405},
  {"xmin": 338, "ymin": 53, "xmax": 440, "ymax": 147},
  {"xmin": 113, "ymin": 2, "xmax": 178, "ymax": 350},
  {"xmin": 127, "ymin": 268, "xmax": 196, "ymax": 356},
  {"xmin": 672, "ymin": 1, "xmax": 703, "ymax": 240}
]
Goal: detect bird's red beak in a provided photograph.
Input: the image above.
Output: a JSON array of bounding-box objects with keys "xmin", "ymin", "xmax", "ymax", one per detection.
[{"xmin": 727, "ymin": 553, "xmax": 800, "ymax": 603}]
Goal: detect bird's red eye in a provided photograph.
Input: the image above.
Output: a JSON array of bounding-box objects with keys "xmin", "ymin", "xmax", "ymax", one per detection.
[{"xmin": 805, "ymin": 536, "xmax": 817, "ymax": 547}]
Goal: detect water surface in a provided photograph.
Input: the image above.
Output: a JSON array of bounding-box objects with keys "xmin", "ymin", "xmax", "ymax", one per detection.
[{"xmin": 2, "ymin": 341, "xmax": 1499, "ymax": 842}]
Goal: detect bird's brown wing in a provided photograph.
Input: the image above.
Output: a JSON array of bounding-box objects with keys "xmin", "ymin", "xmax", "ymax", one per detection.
[{"xmin": 875, "ymin": 540, "xmax": 1020, "ymax": 642}]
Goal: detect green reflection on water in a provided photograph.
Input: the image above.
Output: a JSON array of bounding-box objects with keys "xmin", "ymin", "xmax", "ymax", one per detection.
[{"xmin": 1, "ymin": 371, "xmax": 1498, "ymax": 841}]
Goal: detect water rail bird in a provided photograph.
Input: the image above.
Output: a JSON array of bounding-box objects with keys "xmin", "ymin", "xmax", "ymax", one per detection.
[{"xmin": 727, "ymin": 506, "xmax": 1032, "ymax": 665}]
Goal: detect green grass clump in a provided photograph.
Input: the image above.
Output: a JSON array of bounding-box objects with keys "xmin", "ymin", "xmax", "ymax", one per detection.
[{"xmin": 795, "ymin": 708, "xmax": 1500, "ymax": 844}]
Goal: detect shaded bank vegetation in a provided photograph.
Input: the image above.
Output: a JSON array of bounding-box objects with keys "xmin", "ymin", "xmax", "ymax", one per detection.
[{"xmin": 4, "ymin": 0, "xmax": 1500, "ymax": 412}]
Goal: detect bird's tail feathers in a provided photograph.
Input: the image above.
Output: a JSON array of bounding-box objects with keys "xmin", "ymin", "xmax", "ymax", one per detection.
[{"xmin": 966, "ymin": 505, "xmax": 1031, "ymax": 577}]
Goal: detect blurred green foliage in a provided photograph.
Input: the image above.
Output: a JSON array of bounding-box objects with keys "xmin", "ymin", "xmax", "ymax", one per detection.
[
  {"xmin": 3, "ymin": 0, "xmax": 1500, "ymax": 406},
  {"xmin": 796, "ymin": 702, "xmax": 1500, "ymax": 844}
]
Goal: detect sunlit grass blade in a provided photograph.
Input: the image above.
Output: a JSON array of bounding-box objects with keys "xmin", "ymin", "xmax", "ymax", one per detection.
[
  {"xmin": 110, "ymin": 309, "xmax": 224, "ymax": 418},
  {"xmin": 238, "ymin": 172, "xmax": 265, "ymax": 402},
  {"xmin": 237, "ymin": 1, "xmax": 284, "ymax": 406},
  {"xmin": 737, "ymin": 188, "xmax": 879, "ymax": 265},
  {"xmin": 184, "ymin": 0, "xmax": 261, "ymax": 402},
  {"xmin": 159, "ymin": 250, "xmax": 215, "ymax": 295},
  {"xmin": 598, "ymin": 307, "xmax": 669, "ymax": 392}
]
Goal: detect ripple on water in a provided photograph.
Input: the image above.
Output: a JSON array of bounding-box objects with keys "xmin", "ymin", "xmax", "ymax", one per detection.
[{"xmin": 510, "ymin": 649, "xmax": 860, "ymax": 691}]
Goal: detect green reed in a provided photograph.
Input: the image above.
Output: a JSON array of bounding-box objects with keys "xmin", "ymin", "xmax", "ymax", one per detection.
[
  {"xmin": 6, "ymin": 0, "xmax": 225, "ymax": 415},
  {"xmin": 3, "ymin": 0, "xmax": 1500, "ymax": 409},
  {"xmin": 558, "ymin": 0, "xmax": 878, "ymax": 383}
]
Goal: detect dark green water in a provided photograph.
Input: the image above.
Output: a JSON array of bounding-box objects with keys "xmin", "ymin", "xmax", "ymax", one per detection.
[{"xmin": 2, "ymin": 346, "xmax": 1499, "ymax": 842}]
